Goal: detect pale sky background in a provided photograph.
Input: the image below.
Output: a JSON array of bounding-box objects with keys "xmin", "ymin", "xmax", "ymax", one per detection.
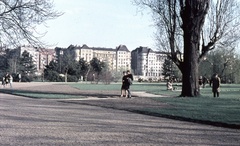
[{"xmin": 38, "ymin": 0, "xmax": 156, "ymax": 51}]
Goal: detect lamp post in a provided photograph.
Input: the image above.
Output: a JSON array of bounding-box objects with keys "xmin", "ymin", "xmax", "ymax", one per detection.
[
  {"xmin": 60, "ymin": 50, "xmax": 63, "ymax": 73},
  {"xmin": 65, "ymin": 67, "xmax": 68, "ymax": 82}
]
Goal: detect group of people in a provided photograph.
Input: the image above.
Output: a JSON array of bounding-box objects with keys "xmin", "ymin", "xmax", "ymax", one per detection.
[
  {"xmin": 199, "ymin": 75, "xmax": 209, "ymax": 88},
  {"xmin": 166, "ymin": 73, "xmax": 221, "ymax": 97},
  {"xmin": 2, "ymin": 73, "xmax": 13, "ymax": 88},
  {"xmin": 121, "ymin": 70, "xmax": 133, "ymax": 98},
  {"xmin": 199, "ymin": 73, "xmax": 221, "ymax": 97}
]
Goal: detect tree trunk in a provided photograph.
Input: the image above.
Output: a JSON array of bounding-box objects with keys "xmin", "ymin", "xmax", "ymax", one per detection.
[
  {"xmin": 180, "ymin": 0, "xmax": 209, "ymax": 97},
  {"xmin": 181, "ymin": 34, "xmax": 200, "ymax": 97}
]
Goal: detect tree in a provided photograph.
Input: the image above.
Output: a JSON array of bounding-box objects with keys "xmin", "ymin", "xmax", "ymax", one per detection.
[
  {"xmin": 135, "ymin": 0, "xmax": 240, "ymax": 97},
  {"xmin": 18, "ymin": 50, "xmax": 37, "ymax": 82},
  {"xmin": 0, "ymin": 48, "xmax": 8, "ymax": 76},
  {"xmin": 5, "ymin": 48, "xmax": 20, "ymax": 74},
  {"xmin": 162, "ymin": 57, "xmax": 174, "ymax": 79},
  {"xmin": 44, "ymin": 54, "xmax": 90, "ymax": 82},
  {"xmin": 199, "ymin": 48, "xmax": 240, "ymax": 83},
  {"xmin": 90, "ymin": 58, "xmax": 105, "ymax": 75},
  {"xmin": 0, "ymin": 0, "xmax": 62, "ymax": 47},
  {"xmin": 162, "ymin": 57, "xmax": 182, "ymax": 81},
  {"xmin": 89, "ymin": 58, "xmax": 106, "ymax": 82},
  {"xmin": 44, "ymin": 60, "xmax": 62, "ymax": 82},
  {"xmin": 60, "ymin": 49, "xmax": 79, "ymax": 82},
  {"xmin": 0, "ymin": 48, "xmax": 20, "ymax": 80},
  {"xmin": 77, "ymin": 58, "xmax": 89, "ymax": 81}
]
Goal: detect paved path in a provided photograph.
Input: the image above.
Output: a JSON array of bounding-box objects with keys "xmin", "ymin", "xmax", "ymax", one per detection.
[{"xmin": 0, "ymin": 82, "xmax": 239, "ymax": 145}]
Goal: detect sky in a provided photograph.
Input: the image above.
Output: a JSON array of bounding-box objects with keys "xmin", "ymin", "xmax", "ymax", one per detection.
[{"xmin": 37, "ymin": 0, "xmax": 156, "ymax": 51}]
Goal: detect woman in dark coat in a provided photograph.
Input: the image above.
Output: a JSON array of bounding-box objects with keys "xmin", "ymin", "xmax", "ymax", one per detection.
[
  {"xmin": 125, "ymin": 70, "xmax": 133, "ymax": 98},
  {"xmin": 210, "ymin": 73, "xmax": 221, "ymax": 97},
  {"xmin": 121, "ymin": 71, "xmax": 129, "ymax": 97}
]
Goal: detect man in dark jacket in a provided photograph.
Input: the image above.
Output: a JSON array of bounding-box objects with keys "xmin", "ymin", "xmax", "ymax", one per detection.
[
  {"xmin": 126, "ymin": 70, "xmax": 133, "ymax": 98},
  {"xmin": 210, "ymin": 73, "xmax": 221, "ymax": 97},
  {"xmin": 121, "ymin": 71, "xmax": 127, "ymax": 97}
]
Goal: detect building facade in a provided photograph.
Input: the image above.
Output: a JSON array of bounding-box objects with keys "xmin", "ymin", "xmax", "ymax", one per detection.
[
  {"xmin": 17, "ymin": 46, "xmax": 55, "ymax": 75},
  {"xmin": 56, "ymin": 44, "xmax": 131, "ymax": 71},
  {"xmin": 116, "ymin": 45, "xmax": 131, "ymax": 71},
  {"xmin": 16, "ymin": 44, "xmax": 167, "ymax": 80},
  {"xmin": 131, "ymin": 46, "xmax": 167, "ymax": 80}
]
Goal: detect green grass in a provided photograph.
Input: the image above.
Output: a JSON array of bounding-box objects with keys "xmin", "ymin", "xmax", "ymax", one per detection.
[
  {"xmin": 14, "ymin": 92, "xmax": 86, "ymax": 99},
  {"xmin": 70, "ymin": 82, "xmax": 240, "ymax": 126},
  {"xmin": 1, "ymin": 82, "xmax": 240, "ymax": 127},
  {"xmin": 70, "ymin": 82, "xmax": 122, "ymax": 91},
  {"xmin": 70, "ymin": 82, "xmax": 181, "ymax": 96},
  {"xmin": 148, "ymin": 97, "xmax": 240, "ymax": 125}
]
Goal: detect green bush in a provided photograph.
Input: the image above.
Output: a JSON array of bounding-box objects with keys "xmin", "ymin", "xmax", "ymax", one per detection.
[
  {"xmin": 21, "ymin": 74, "xmax": 34, "ymax": 82},
  {"xmin": 67, "ymin": 75, "xmax": 78, "ymax": 82}
]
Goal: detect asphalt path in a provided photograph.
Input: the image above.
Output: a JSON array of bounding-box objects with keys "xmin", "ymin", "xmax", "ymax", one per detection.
[{"xmin": 0, "ymin": 83, "xmax": 240, "ymax": 145}]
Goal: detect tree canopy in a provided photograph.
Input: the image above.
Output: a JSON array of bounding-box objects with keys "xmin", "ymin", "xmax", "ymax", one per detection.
[
  {"xmin": 135, "ymin": 0, "xmax": 240, "ymax": 96},
  {"xmin": 0, "ymin": 0, "xmax": 62, "ymax": 47}
]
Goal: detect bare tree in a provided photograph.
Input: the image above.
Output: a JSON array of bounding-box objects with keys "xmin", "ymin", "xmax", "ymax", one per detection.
[
  {"xmin": 0, "ymin": 0, "xmax": 62, "ymax": 47},
  {"xmin": 134, "ymin": 0, "xmax": 240, "ymax": 97}
]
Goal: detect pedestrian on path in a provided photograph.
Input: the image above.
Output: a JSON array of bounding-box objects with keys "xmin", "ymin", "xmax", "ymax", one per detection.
[
  {"xmin": 120, "ymin": 71, "xmax": 127, "ymax": 97},
  {"xmin": 210, "ymin": 73, "xmax": 221, "ymax": 97},
  {"xmin": 125, "ymin": 70, "xmax": 133, "ymax": 98},
  {"xmin": 166, "ymin": 79, "xmax": 173, "ymax": 90},
  {"xmin": 2, "ymin": 77, "xmax": 6, "ymax": 88},
  {"xmin": 9, "ymin": 74, "xmax": 13, "ymax": 88}
]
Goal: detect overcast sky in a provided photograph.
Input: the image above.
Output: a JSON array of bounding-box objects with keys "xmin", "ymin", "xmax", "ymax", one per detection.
[{"xmin": 37, "ymin": 0, "xmax": 156, "ymax": 51}]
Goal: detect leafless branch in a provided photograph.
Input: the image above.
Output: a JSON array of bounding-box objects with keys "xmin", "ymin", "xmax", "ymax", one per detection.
[
  {"xmin": 200, "ymin": 0, "xmax": 240, "ymax": 60},
  {"xmin": 0, "ymin": 0, "xmax": 63, "ymax": 48}
]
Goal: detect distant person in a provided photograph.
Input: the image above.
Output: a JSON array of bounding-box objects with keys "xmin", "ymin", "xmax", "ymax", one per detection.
[
  {"xmin": 2, "ymin": 77, "xmax": 6, "ymax": 88},
  {"xmin": 18, "ymin": 73, "xmax": 21, "ymax": 82},
  {"xmin": 4, "ymin": 73, "xmax": 10, "ymax": 87},
  {"xmin": 9, "ymin": 74, "xmax": 13, "ymax": 88},
  {"xmin": 125, "ymin": 70, "xmax": 133, "ymax": 98},
  {"xmin": 202, "ymin": 75, "xmax": 208, "ymax": 88},
  {"xmin": 199, "ymin": 76, "xmax": 203, "ymax": 88},
  {"xmin": 120, "ymin": 71, "xmax": 127, "ymax": 97},
  {"xmin": 166, "ymin": 79, "xmax": 173, "ymax": 90},
  {"xmin": 210, "ymin": 73, "xmax": 221, "ymax": 97}
]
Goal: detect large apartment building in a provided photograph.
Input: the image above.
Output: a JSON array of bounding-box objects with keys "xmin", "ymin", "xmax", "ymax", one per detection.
[
  {"xmin": 131, "ymin": 46, "xmax": 167, "ymax": 80},
  {"xmin": 15, "ymin": 44, "xmax": 167, "ymax": 80},
  {"xmin": 17, "ymin": 46, "xmax": 55, "ymax": 75},
  {"xmin": 56, "ymin": 44, "xmax": 131, "ymax": 71}
]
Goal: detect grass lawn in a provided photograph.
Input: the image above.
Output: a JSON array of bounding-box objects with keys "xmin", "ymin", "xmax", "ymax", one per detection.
[
  {"xmin": 13, "ymin": 92, "xmax": 86, "ymax": 99},
  {"xmin": 1, "ymin": 82, "xmax": 240, "ymax": 127},
  {"xmin": 70, "ymin": 82, "xmax": 240, "ymax": 126},
  {"xmin": 70, "ymin": 82, "xmax": 181, "ymax": 96},
  {"xmin": 149, "ymin": 96, "xmax": 240, "ymax": 125}
]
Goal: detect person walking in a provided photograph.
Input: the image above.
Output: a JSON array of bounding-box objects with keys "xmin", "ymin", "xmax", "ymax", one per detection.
[
  {"xmin": 125, "ymin": 70, "xmax": 133, "ymax": 98},
  {"xmin": 4, "ymin": 73, "xmax": 10, "ymax": 87},
  {"xmin": 199, "ymin": 76, "xmax": 203, "ymax": 88},
  {"xmin": 9, "ymin": 74, "xmax": 13, "ymax": 88},
  {"xmin": 18, "ymin": 73, "xmax": 21, "ymax": 82},
  {"xmin": 120, "ymin": 71, "xmax": 127, "ymax": 97},
  {"xmin": 166, "ymin": 79, "xmax": 173, "ymax": 90},
  {"xmin": 2, "ymin": 77, "xmax": 6, "ymax": 88},
  {"xmin": 202, "ymin": 75, "xmax": 208, "ymax": 88},
  {"xmin": 210, "ymin": 73, "xmax": 221, "ymax": 97}
]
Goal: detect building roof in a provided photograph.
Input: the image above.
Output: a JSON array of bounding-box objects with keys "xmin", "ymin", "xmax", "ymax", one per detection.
[
  {"xmin": 92, "ymin": 47, "xmax": 115, "ymax": 51},
  {"xmin": 133, "ymin": 46, "xmax": 154, "ymax": 54},
  {"xmin": 56, "ymin": 44, "xmax": 131, "ymax": 53},
  {"xmin": 116, "ymin": 45, "xmax": 130, "ymax": 52},
  {"xmin": 81, "ymin": 44, "xmax": 91, "ymax": 49},
  {"xmin": 80, "ymin": 44, "xmax": 115, "ymax": 51}
]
